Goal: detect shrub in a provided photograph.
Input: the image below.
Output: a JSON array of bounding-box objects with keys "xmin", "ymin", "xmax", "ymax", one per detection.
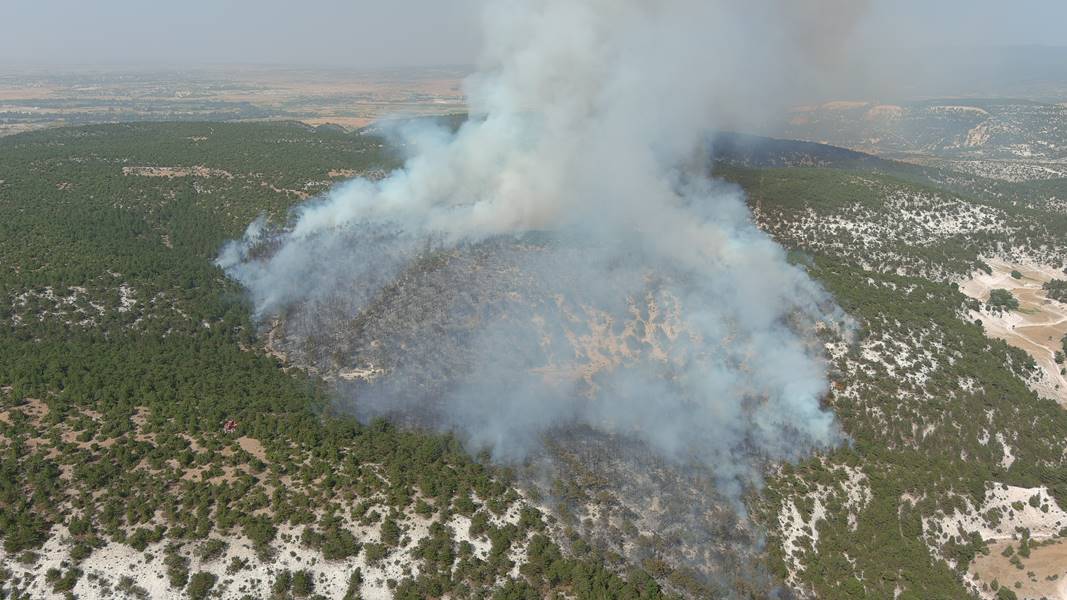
[
  {"xmin": 363, "ymin": 543, "xmax": 387, "ymax": 564},
  {"xmin": 997, "ymin": 586, "xmax": 1018, "ymax": 600},
  {"xmin": 321, "ymin": 527, "xmax": 360, "ymax": 560},
  {"xmin": 226, "ymin": 556, "xmax": 248, "ymax": 574},
  {"xmin": 292, "ymin": 569, "xmax": 314, "ymax": 597},
  {"xmin": 988, "ymin": 289, "xmax": 1019, "ymax": 311},
  {"xmin": 198, "ymin": 538, "xmax": 228, "ymax": 562},
  {"xmin": 52, "ymin": 568, "xmax": 82, "ymax": 593},
  {"xmin": 163, "ymin": 545, "xmax": 189, "ymax": 589},
  {"xmin": 343, "ymin": 569, "xmax": 363, "ymax": 600},
  {"xmin": 69, "ymin": 543, "xmax": 92, "ymax": 562},
  {"xmin": 272, "ymin": 569, "xmax": 292, "ymax": 595},
  {"xmin": 380, "ymin": 517, "xmax": 401, "ymax": 547},
  {"xmin": 1043, "ymin": 278, "xmax": 1067, "ymax": 302},
  {"xmin": 187, "ymin": 572, "xmax": 217, "ymax": 600}
]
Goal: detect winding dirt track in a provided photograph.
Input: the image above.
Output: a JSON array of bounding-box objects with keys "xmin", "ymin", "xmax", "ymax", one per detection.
[{"xmin": 961, "ymin": 259, "xmax": 1067, "ymax": 407}]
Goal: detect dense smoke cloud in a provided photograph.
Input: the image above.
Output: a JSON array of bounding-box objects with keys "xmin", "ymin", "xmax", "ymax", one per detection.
[{"xmin": 219, "ymin": 0, "xmax": 849, "ymax": 495}]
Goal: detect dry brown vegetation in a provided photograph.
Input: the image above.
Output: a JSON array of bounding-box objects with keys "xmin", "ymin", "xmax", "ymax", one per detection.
[{"xmin": 970, "ymin": 539, "xmax": 1067, "ymax": 599}]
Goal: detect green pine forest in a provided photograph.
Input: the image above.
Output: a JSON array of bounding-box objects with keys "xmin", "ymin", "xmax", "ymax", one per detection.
[{"xmin": 1, "ymin": 121, "xmax": 1066, "ymax": 598}]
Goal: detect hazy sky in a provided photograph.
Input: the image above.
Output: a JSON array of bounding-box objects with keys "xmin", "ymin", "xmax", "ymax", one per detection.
[
  {"xmin": 1, "ymin": 0, "xmax": 1065, "ymax": 68},
  {"xmin": 0, "ymin": 0, "xmax": 483, "ymax": 67},
  {"xmin": 861, "ymin": 0, "xmax": 1067, "ymax": 49}
]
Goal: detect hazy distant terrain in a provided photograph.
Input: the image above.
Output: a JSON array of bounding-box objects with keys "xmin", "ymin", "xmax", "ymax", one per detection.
[
  {"xmin": 778, "ymin": 98, "xmax": 1067, "ymax": 181},
  {"xmin": 0, "ymin": 65, "xmax": 468, "ymax": 136}
]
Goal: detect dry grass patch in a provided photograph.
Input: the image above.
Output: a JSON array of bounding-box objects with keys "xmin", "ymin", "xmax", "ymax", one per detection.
[
  {"xmin": 961, "ymin": 259, "xmax": 1067, "ymax": 406},
  {"xmin": 970, "ymin": 538, "xmax": 1067, "ymax": 600}
]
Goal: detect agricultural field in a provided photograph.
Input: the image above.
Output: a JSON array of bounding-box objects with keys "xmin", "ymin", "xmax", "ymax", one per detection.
[{"xmin": 0, "ymin": 66, "xmax": 467, "ymax": 137}]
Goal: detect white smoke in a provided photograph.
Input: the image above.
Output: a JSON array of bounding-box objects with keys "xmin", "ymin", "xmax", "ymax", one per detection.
[{"xmin": 219, "ymin": 0, "xmax": 849, "ymax": 497}]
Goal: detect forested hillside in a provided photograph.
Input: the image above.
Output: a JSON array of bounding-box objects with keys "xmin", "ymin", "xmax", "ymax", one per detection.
[
  {"xmin": 0, "ymin": 123, "xmax": 673, "ymax": 599},
  {"xmin": 715, "ymin": 163, "xmax": 1067, "ymax": 599},
  {"xmin": 2, "ymin": 121, "xmax": 1067, "ymax": 599}
]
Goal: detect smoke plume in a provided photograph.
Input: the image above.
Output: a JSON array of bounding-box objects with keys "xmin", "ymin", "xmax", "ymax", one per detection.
[{"xmin": 219, "ymin": 0, "xmax": 848, "ymax": 499}]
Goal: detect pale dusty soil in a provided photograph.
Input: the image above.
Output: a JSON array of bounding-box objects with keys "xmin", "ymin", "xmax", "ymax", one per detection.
[
  {"xmin": 865, "ymin": 104, "xmax": 904, "ymax": 120},
  {"xmin": 932, "ymin": 485, "xmax": 1067, "ymax": 548},
  {"xmin": 236, "ymin": 436, "xmax": 266, "ymax": 462},
  {"xmin": 3, "ymin": 524, "xmax": 386, "ymax": 599},
  {"xmin": 300, "ymin": 116, "xmax": 375, "ymax": 129},
  {"xmin": 122, "ymin": 165, "xmax": 234, "ymax": 179},
  {"xmin": 131, "ymin": 406, "xmax": 149, "ymax": 427},
  {"xmin": 0, "ymin": 87, "xmax": 60, "ymax": 100},
  {"xmin": 336, "ymin": 366, "xmax": 385, "ymax": 382},
  {"xmin": 931, "ymin": 484, "xmax": 1067, "ymax": 598},
  {"xmin": 778, "ymin": 465, "xmax": 870, "ymax": 588},
  {"xmin": 930, "ymin": 105, "xmax": 991, "ymax": 116},
  {"xmin": 971, "ymin": 539, "xmax": 1067, "ymax": 600},
  {"xmin": 529, "ymin": 292, "xmax": 683, "ymax": 396},
  {"xmin": 0, "ymin": 397, "xmax": 50, "ymax": 427},
  {"xmin": 821, "ymin": 100, "xmax": 869, "ymax": 110},
  {"xmin": 1, "ymin": 496, "xmax": 524, "ymax": 599},
  {"xmin": 960, "ymin": 259, "xmax": 1067, "ymax": 406},
  {"xmin": 258, "ymin": 180, "xmax": 309, "ymax": 199}
]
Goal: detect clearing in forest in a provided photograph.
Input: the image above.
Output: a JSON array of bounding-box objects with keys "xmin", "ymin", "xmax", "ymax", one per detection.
[{"xmin": 961, "ymin": 259, "xmax": 1067, "ymax": 406}]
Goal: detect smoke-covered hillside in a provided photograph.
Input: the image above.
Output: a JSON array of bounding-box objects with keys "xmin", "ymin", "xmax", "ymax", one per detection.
[
  {"xmin": 3, "ymin": 109, "xmax": 1067, "ymax": 598},
  {"xmin": 3, "ymin": 0, "xmax": 1067, "ymax": 599}
]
